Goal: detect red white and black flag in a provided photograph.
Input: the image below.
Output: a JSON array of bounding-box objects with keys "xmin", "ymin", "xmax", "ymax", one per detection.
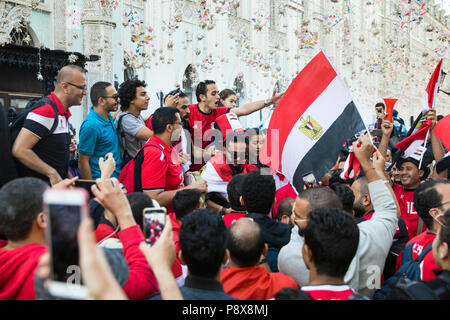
[{"xmin": 260, "ymin": 51, "xmax": 365, "ymax": 191}]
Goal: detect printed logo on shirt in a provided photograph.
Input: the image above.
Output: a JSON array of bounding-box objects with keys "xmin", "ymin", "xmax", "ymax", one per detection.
[
  {"xmin": 406, "ymin": 201, "xmax": 417, "ymax": 215},
  {"xmin": 413, "ymin": 243, "xmax": 424, "ymax": 256}
]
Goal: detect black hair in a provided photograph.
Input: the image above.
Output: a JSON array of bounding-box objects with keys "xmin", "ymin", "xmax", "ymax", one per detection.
[
  {"xmin": 0, "ymin": 178, "xmax": 49, "ymax": 241},
  {"xmin": 438, "ymin": 209, "xmax": 450, "ymax": 247},
  {"xmin": 275, "ymin": 288, "xmax": 313, "ymax": 300},
  {"xmin": 304, "ymin": 208, "xmax": 359, "ymax": 278},
  {"xmin": 275, "ymin": 197, "xmax": 295, "ymax": 221},
  {"xmin": 226, "ymin": 174, "xmax": 246, "ymax": 211},
  {"xmin": 375, "ymin": 102, "xmax": 385, "ymax": 110},
  {"xmin": 173, "ymin": 189, "xmax": 202, "ymax": 221},
  {"xmin": 329, "ymin": 170, "xmax": 353, "ymax": 186},
  {"xmin": 126, "ymin": 192, "xmax": 154, "ymax": 230},
  {"xmin": 179, "ymin": 209, "xmax": 228, "ymax": 278},
  {"xmin": 329, "ymin": 183, "xmax": 355, "ymax": 215},
  {"xmin": 90, "ymin": 81, "xmax": 112, "ymax": 107},
  {"xmin": 241, "ymin": 170, "xmax": 275, "ymax": 214},
  {"xmin": 413, "ymin": 180, "xmax": 450, "ymax": 230},
  {"xmin": 227, "ymin": 219, "xmax": 265, "ymax": 267},
  {"xmin": 298, "ymin": 187, "xmax": 343, "ymax": 213},
  {"xmin": 164, "ymin": 88, "xmax": 188, "ymax": 104},
  {"xmin": 195, "ymin": 80, "xmax": 216, "ymax": 103},
  {"xmin": 218, "ymin": 89, "xmax": 236, "ymax": 106},
  {"xmin": 151, "ymin": 107, "xmax": 180, "ymax": 135},
  {"xmin": 118, "ymin": 78, "xmax": 147, "ymax": 111}
]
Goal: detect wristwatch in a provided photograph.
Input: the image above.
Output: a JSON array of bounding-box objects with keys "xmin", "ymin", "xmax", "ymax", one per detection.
[{"xmin": 263, "ymin": 99, "xmax": 271, "ymax": 107}]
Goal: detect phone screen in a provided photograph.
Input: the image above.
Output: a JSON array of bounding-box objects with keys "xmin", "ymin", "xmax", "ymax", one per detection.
[
  {"xmin": 143, "ymin": 208, "xmax": 167, "ymax": 246},
  {"xmin": 48, "ymin": 203, "xmax": 82, "ymax": 283},
  {"xmin": 74, "ymin": 180, "xmax": 95, "ymax": 198},
  {"xmin": 302, "ymin": 172, "xmax": 317, "ymax": 188}
]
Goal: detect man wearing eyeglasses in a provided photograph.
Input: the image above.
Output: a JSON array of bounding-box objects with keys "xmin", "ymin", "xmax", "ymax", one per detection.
[
  {"xmin": 12, "ymin": 65, "xmax": 87, "ymax": 185},
  {"xmin": 78, "ymin": 81, "xmax": 122, "ymax": 179},
  {"xmin": 395, "ymin": 180, "xmax": 450, "ymax": 282}
]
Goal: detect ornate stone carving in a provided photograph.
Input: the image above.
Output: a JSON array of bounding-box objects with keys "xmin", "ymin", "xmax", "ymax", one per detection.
[{"xmin": 0, "ymin": 2, "xmax": 32, "ymax": 46}]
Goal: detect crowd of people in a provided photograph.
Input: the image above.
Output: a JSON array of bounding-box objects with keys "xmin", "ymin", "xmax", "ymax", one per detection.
[{"xmin": 0, "ymin": 64, "xmax": 449, "ymax": 301}]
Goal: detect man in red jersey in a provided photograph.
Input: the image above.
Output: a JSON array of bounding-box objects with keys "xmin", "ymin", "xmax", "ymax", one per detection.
[
  {"xmin": 396, "ymin": 180, "xmax": 450, "ymax": 281},
  {"xmin": 139, "ymin": 107, "xmax": 206, "ymax": 211},
  {"xmin": 393, "ymin": 156, "xmax": 430, "ymax": 239},
  {"xmin": 188, "ymin": 80, "xmax": 283, "ymax": 171},
  {"xmin": 0, "ymin": 177, "xmax": 158, "ymax": 300}
]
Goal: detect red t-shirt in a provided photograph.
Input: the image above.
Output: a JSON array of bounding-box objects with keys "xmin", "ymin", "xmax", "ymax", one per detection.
[
  {"xmin": 223, "ymin": 212, "xmax": 247, "ymax": 228},
  {"xmin": 145, "ymin": 115, "xmax": 153, "ymax": 131},
  {"xmin": 187, "ymin": 104, "xmax": 229, "ymax": 171},
  {"xmin": 95, "ymin": 221, "xmax": 119, "ymax": 243},
  {"xmin": 141, "ymin": 136, "xmax": 184, "ymax": 192},
  {"xmin": 396, "ymin": 231, "xmax": 441, "ymax": 281},
  {"xmin": 393, "ymin": 184, "xmax": 426, "ymax": 239},
  {"xmin": 301, "ymin": 284, "xmax": 356, "ymax": 300},
  {"xmin": 141, "ymin": 136, "xmax": 184, "ymax": 212}
]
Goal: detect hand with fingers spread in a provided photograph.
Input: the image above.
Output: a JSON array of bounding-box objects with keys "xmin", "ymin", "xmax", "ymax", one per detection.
[
  {"xmin": 164, "ymin": 93, "xmax": 179, "ymax": 108},
  {"xmin": 99, "ymin": 152, "xmax": 116, "ymax": 180},
  {"xmin": 267, "ymin": 89, "xmax": 284, "ymax": 106}
]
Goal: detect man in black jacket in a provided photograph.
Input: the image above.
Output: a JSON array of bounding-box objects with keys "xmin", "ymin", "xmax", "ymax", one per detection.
[{"xmin": 241, "ymin": 170, "xmax": 291, "ymax": 272}]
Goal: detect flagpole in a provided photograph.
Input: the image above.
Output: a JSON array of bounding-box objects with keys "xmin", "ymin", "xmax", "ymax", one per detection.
[{"xmin": 418, "ymin": 128, "xmax": 430, "ymax": 169}]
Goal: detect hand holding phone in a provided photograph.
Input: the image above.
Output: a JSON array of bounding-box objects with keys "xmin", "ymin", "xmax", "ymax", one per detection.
[
  {"xmin": 302, "ymin": 171, "xmax": 317, "ymax": 189},
  {"xmin": 143, "ymin": 207, "xmax": 167, "ymax": 246},
  {"xmin": 44, "ymin": 187, "xmax": 89, "ymax": 299}
]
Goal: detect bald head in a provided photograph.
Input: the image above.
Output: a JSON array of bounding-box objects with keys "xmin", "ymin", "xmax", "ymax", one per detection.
[
  {"xmin": 298, "ymin": 187, "xmax": 343, "ymax": 214},
  {"xmin": 56, "ymin": 64, "xmax": 85, "ymax": 84},
  {"xmin": 353, "ymin": 177, "xmax": 369, "ymax": 196},
  {"xmin": 227, "ymin": 218, "xmax": 266, "ymax": 267}
]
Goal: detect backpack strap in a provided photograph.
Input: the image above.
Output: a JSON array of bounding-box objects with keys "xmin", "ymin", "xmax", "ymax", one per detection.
[
  {"xmin": 416, "ymin": 217, "xmax": 424, "ymax": 237},
  {"xmin": 417, "ymin": 242, "xmax": 433, "ymax": 262},
  {"xmin": 116, "ymin": 113, "xmax": 134, "ymax": 160},
  {"xmin": 134, "ymin": 143, "xmax": 169, "ymax": 192}
]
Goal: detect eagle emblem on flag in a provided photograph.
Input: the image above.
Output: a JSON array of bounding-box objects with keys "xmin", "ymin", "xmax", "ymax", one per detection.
[{"xmin": 299, "ymin": 115, "xmax": 323, "ymax": 140}]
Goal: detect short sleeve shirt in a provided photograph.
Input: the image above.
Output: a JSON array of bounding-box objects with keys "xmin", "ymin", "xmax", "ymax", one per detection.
[
  {"xmin": 393, "ymin": 183, "xmax": 426, "ymax": 239},
  {"xmin": 141, "ymin": 136, "xmax": 184, "ymax": 193},
  {"xmin": 78, "ymin": 107, "xmax": 122, "ymax": 179},
  {"xmin": 22, "ymin": 92, "xmax": 71, "ymax": 180},
  {"xmin": 187, "ymin": 104, "xmax": 229, "ymax": 150},
  {"xmin": 115, "ymin": 112, "xmax": 147, "ymax": 158}
]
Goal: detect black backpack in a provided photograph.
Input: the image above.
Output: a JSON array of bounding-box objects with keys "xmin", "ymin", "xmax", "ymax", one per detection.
[
  {"xmin": 8, "ymin": 96, "xmax": 59, "ymax": 177},
  {"xmin": 373, "ymin": 242, "xmax": 433, "ymax": 300},
  {"xmin": 386, "ymin": 271, "xmax": 450, "ymax": 300},
  {"xmin": 116, "ymin": 113, "xmax": 134, "ymax": 169}
]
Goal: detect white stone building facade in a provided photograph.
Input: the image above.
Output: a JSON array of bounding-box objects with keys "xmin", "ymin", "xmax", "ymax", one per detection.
[{"xmin": 1, "ymin": 0, "xmax": 449, "ymax": 133}]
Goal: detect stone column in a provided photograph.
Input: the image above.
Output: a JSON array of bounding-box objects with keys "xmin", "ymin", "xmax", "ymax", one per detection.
[{"xmin": 81, "ymin": 0, "xmax": 116, "ymax": 117}]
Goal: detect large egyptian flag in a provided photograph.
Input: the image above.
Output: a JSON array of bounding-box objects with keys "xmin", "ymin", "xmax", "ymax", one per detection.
[{"xmin": 260, "ymin": 51, "xmax": 365, "ymax": 191}]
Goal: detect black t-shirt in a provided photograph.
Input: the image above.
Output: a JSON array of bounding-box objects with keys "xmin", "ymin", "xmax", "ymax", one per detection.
[{"xmin": 22, "ymin": 93, "xmax": 71, "ymax": 181}]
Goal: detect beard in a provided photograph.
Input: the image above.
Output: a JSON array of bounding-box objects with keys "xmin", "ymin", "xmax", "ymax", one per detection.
[{"xmin": 353, "ymin": 199, "xmax": 366, "ymax": 218}]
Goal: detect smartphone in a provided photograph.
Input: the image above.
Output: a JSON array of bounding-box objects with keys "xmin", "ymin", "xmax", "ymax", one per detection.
[
  {"xmin": 44, "ymin": 188, "xmax": 89, "ymax": 300},
  {"xmin": 74, "ymin": 179, "xmax": 96, "ymax": 198},
  {"xmin": 302, "ymin": 171, "xmax": 317, "ymax": 188},
  {"xmin": 143, "ymin": 207, "xmax": 167, "ymax": 246}
]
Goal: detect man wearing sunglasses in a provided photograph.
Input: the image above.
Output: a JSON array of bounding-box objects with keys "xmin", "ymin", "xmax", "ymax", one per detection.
[
  {"xmin": 78, "ymin": 82, "xmax": 122, "ymax": 179},
  {"xmin": 12, "ymin": 65, "xmax": 87, "ymax": 185}
]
